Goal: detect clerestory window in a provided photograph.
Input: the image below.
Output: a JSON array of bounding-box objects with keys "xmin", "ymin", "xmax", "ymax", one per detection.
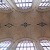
[
  {"xmin": 16, "ymin": 40, "xmax": 35, "ymax": 50},
  {"xmin": 39, "ymin": 0, "xmax": 50, "ymax": 7},
  {"xmin": 40, "ymin": 40, "xmax": 50, "ymax": 50},
  {"xmin": 0, "ymin": 41, "xmax": 11, "ymax": 50},
  {"xmin": 14, "ymin": 0, "xmax": 33, "ymax": 9},
  {"xmin": 0, "ymin": 0, "xmax": 9, "ymax": 9}
]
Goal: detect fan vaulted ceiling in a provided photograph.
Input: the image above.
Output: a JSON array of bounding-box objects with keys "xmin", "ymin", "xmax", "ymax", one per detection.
[{"xmin": 0, "ymin": 0, "xmax": 50, "ymax": 45}]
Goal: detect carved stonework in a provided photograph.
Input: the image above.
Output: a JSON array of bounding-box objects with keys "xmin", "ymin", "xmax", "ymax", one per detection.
[
  {"xmin": 5, "ymin": 23, "xmax": 13, "ymax": 28},
  {"xmin": 37, "ymin": 22, "xmax": 47, "ymax": 27},
  {"xmin": 21, "ymin": 22, "xmax": 31, "ymax": 28}
]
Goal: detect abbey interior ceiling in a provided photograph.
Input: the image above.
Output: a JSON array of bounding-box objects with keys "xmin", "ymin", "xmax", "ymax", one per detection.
[
  {"xmin": 0, "ymin": 10, "xmax": 50, "ymax": 42},
  {"xmin": 0, "ymin": 0, "xmax": 50, "ymax": 42}
]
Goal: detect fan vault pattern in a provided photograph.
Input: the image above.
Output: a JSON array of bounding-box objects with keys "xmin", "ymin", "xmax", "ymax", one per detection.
[
  {"xmin": 0, "ymin": 1, "xmax": 50, "ymax": 50},
  {"xmin": 0, "ymin": 7, "xmax": 50, "ymax": 43}
]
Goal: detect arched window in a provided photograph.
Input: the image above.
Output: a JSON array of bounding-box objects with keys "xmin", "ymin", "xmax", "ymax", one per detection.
[
  {"xmin": 39, "ymin": 0, "xmax": 50, "ymax": 9},
  {"xmin": 0, "ymin": 41, "xmax": 11, "ymax": 50},
  {"xmin": 14, "ymin": 0, "xmax": 33, "ymax": 9},
  {"xmin": 0, "ymin": 0, "xmax": 9, "ymax": 9},
  {"xmin": 40, "ymin": 40, "xmax": 50, "ymax": 50},
  {"xmin": 16, "ymin": 40, "xmax": 35, "ymax": 50}
]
